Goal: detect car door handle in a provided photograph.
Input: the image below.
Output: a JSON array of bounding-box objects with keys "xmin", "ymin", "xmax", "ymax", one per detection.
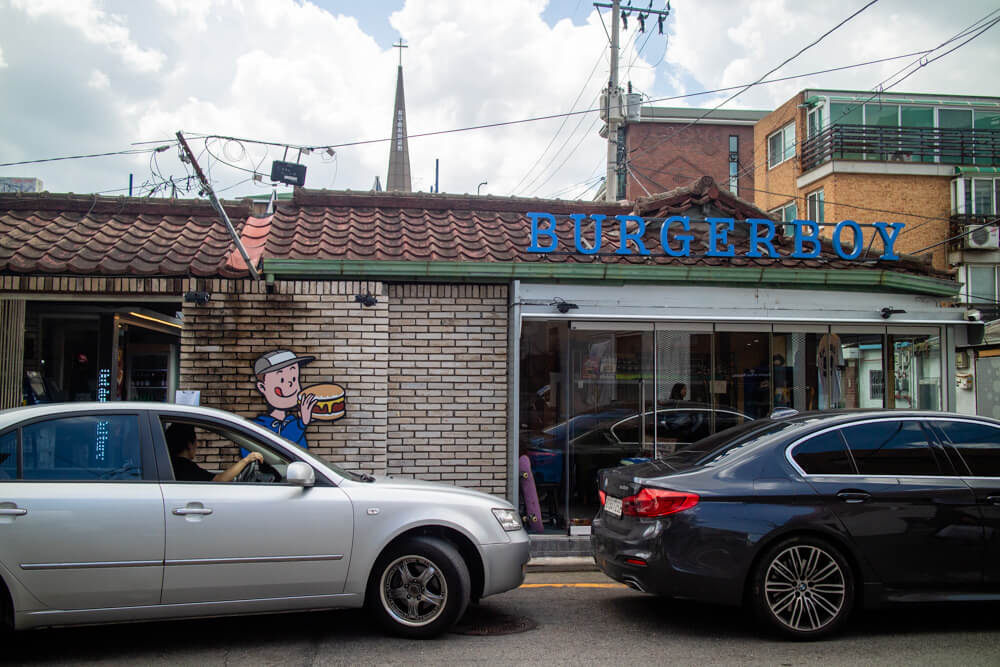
[
  {"xmin": 986, "ymin": 495, "xmax": 1000, "ymax": 506},
  {"xmin": 172, "ymin": 507, "xmax": 213, "ymax": 516},
  {"xmin": 837, "ymin": 491, "xmax": 872, "ymax": 504},
  {"xmin": 0, "ymin": 508, "xmax": 27, "ymax": 516}
]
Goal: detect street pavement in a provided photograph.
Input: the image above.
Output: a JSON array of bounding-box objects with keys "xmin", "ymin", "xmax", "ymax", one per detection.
[{"xmin": 7, "ymin": 571, "xmax": 1000, "ymax": 666}]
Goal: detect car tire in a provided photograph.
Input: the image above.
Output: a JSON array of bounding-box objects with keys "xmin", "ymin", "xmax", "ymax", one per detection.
[
  {"xmin": 0, "ymin": 577, "xmax": 12, "ymax": 636},
  {"xmin": 750, "ymin": 535, "xmax": 854, "ymax": 640},
  {"xmin": 366, "ymin": 536, "xmax": 471, "ymax": 639}
]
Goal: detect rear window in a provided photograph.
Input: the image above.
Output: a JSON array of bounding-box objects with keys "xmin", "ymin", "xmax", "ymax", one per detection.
[
  {"xmin": 0, "ymin": 430, "xmax": 15, "ymax": 480},
  {"xmin": 21, "ymin": 415, "xmax": 143, "ymax": 481},
  {"xmin": 840, "ymin": 420, "xmax": 940, "ymax": 476},
  {"xmin": 691, "ymin": 420, "xmax": 799, "ymax": 467}
]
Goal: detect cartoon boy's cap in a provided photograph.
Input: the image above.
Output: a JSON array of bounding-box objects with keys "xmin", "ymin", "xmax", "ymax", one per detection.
[{"xmin": 253, "ymin": 349, "xmax": 315, "ymax": 376}]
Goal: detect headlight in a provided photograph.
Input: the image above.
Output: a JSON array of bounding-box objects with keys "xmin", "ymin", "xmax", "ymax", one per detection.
[{"xmin": 492, "ymin": 507, "xmax": 522, "ymax": 532}]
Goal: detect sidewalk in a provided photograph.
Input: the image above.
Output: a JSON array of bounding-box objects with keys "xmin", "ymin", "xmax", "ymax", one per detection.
[{"xmin": 526, "ymin": 534, "xmax": 597, "ymax": 572}]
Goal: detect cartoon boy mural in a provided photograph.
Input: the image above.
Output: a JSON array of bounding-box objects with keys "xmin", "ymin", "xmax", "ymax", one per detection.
[{"xmin": 251, "ymin": 349, "xmax": 318, "ymax": 448}]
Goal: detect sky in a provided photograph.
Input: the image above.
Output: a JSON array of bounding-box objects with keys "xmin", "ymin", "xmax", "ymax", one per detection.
[{"xmin": 1, "ymin": 0, "xmax": 998, "ymax": 202}]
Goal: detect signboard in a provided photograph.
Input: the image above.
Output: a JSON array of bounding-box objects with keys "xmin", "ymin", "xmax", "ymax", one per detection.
[
  {"xmin": 0, "ymin": 177, "xmax": 43, "ymax": 193},
  {"xmin": 526, "ymin": 212, "xmax": 904, "ymax": 261}
]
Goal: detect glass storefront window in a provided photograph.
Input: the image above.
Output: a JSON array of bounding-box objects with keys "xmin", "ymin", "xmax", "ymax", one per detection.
[
  {"xmin": 833, "ymin": 332, "xmax": 885, "ymax": 409},
  {"xmin": 568, "ymin": 326, "xmax": 653, "ymax": 527},
  {"xmin": 889, "ymin": 333, "xmax": 942, "ymax": 410},
  {"xmin": 654, "ymin": 328, "xmax": 713, "ymax": 456},
  {"xmin": 517, "ymin": 321, "xmax": 944, "ymax": 534},
  {"xmin": 773, "ymin": 331, "xmax": 824, "ymax": 411},
  {"xmin": 714, "ymin": 330, "xmax": 770, "ymax": 419}
]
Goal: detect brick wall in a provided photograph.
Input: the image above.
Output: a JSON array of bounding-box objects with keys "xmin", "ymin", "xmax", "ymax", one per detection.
[
  {"xmin": 179, "ymin": 279, "xmax": 390, "ymax": 473},
  {"xmin": 387, "ymin": 284, "xmax": 508, "ymax": 496},
  {"xmin": 626, "ymin": 122, "xmax": 757, "ymax": 201},
  {"xmin": 754, "ymin": 92, "xmax": 805, "ymax": 214},
  {"xmin": 178, "ymin": 279, "xmax": 510, "ymax": 497}
]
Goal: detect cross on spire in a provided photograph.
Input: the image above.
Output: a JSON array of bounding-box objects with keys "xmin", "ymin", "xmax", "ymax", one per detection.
[{"xmin": 393, "ymin": 38, "xmax": 408, "ymax": 67}]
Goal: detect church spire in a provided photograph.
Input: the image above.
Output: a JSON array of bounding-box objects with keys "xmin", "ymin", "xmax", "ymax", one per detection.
[{"xmin": 386, "ymin": 39, "xmax": 411, "ymax": 192}]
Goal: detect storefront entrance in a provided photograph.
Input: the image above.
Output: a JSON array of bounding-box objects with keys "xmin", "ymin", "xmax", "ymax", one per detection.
[{"xmin": 518, "ymin": 320, "xmax": 943, "ymax": 534}]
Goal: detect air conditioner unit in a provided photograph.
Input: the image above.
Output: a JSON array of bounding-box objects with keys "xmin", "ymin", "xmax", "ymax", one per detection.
[{"xmin": 964, "ymin": 225, "xmax": 1000, "ymax": 250}]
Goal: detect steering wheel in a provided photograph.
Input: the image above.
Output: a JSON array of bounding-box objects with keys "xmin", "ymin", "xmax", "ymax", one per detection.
[{"xmin": 235, "ymin": 459, "xmax": 283, "ymax": 483}]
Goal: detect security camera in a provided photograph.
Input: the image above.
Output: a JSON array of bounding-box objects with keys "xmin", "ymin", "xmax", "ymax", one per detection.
[{"xmin": 964, "ymin": 309, "xmax": 982, "ymax": 322}]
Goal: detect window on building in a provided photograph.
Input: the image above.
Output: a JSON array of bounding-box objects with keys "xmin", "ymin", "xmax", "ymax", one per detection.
[
  {"xmin": 767, "ymin": 122, "xmax": 795, "ymax": 169},
  {"xmin": 807, "ymin": 106, "xmax": 824, "ymax": 139},
  {"xmin": 728, "ymin": 135, "xmax": 739, "ymax": 196},
  {"xmin": 952, "ymin": 178, "xmax": 1000, "ymax": 216},
  {"xmin": 807, "ymin": 189, "xmax": 825, "ymax": 223},
  {"xmin": 769, "ymin": 201, "xmax": 798, "ymax": 237},
  {"xmin": 967, "ymin": 265, "xmax": 998, "ymax": 304}
]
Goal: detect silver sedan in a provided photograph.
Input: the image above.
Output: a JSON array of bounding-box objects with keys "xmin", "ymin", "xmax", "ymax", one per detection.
[{"xmin": 0, "ymin": 403, "xmax": 529, "ymax": 638}]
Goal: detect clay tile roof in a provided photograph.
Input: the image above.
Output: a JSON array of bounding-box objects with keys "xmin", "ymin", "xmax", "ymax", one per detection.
[
  {"xmin": 0, "ymin": 178, "xmax": 954, "ymax": 281},
  {"xmin": 0, "ymin": 192, "xmax": 253, "ymax": 277}
]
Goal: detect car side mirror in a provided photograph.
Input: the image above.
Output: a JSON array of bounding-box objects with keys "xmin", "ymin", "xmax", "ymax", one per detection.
[{"xmin": 286, "ymin": 461, "xmax": 315, "ymax": 487}]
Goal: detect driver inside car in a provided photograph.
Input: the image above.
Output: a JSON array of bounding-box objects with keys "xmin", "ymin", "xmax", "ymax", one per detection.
[{"xmin": 166, "ymin": 423, "xmax": 263, "ymax": 482}]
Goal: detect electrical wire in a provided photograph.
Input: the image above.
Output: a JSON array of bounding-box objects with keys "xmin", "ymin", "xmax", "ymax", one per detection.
[
  {"xmin": 627, "ymin": 0, "xmax": 880, "ymax": 160},
  {"xmin": 0, "ymin": 146, "xmax": 170, "ymax": 168}
]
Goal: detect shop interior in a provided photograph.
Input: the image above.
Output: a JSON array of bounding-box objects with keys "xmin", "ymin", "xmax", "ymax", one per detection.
[
  {"xmin": 22, "ymin": 303, "xmax": 181, "ymax": 405},
  {"xmin": 518, "ymin": 320, "xmax": 943, "ymax": 534}
]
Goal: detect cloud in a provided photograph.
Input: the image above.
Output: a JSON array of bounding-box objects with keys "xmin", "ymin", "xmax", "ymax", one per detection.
[
  {"xmin": 0, "ymin": 0, "xmax": 997, "ymax": 200},
  {"xmin": 10, "ymin": 0, "xmax": 165, "ymax": 72},
  {"xmin": 88, "ymin": 69, "xmax": 111, "ymax": 90}
]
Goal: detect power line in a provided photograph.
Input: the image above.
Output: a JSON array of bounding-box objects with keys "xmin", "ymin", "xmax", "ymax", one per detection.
[
  {"xmin": 627, "ymin": 0, "xmax": 880, "ymax": 160},
  {"xmin": 0, "ymin": 145, "xmax": 170, "ymax": 168}
]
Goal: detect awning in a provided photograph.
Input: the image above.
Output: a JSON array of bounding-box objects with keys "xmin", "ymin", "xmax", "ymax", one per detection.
[{"xmin": 955, "ymin": 166, "xmax": 1000, "ymax": 175}]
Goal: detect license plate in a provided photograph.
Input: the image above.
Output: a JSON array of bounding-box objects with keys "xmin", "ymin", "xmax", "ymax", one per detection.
[{"xmin": 604, "ymin": 495, "xmax": 623, "ymax": 517}]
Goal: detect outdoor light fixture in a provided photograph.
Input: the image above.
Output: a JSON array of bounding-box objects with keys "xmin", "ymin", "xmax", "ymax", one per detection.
[
  {"xmin": 551, "ymin": 297, "xmax": 578, "ymax": 314},
  {"xmin": 184, "ymin": 291, "xmax": 211, "ymax": 305},
  {"xmin": 355, "ymin": 293, "xmax": 378, "ymax": 307},
  {"xmin": 880, "ymin": 307, "xmax": 907, "ymax": 319}
]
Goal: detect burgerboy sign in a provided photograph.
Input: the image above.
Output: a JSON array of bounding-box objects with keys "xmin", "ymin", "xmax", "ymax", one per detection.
[{"xmin": 526, "ymin": 213, "xmax": 905, "ymax": 261}]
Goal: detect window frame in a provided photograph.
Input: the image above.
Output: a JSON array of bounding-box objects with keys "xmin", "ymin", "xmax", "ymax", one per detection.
[
  {"xmin": 767, "ymin": 122, "xmax": 796, "ymax": 169},
  {"xmin": 806, "ymin": 188, "xmax": 825, "ymax": 223}
]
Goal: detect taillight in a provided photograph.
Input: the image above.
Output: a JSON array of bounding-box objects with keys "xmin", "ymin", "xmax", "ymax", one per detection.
[
  {"xmin": 598, "ymin": 490, "xmax": 607, "ymax": 506},
  {"xmin": 622, "ymin": 488, "xmax": 698, "ymax": 517}
]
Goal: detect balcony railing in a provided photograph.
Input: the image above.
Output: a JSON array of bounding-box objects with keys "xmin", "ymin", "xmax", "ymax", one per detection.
[{"xmin": 800, "ymin": 124, "xmax": 1000, "ymax": 173}]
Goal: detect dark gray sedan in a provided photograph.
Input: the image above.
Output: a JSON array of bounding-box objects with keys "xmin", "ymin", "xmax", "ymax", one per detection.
[{"xmin": 592, "ymin": 410, "xmax": 1000, "ymax": 639}]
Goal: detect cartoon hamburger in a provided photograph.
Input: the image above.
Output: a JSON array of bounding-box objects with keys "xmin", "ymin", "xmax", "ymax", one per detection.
[{"xmin": 302, "ymin": 383, "xmax": 345, "ymax": 421}]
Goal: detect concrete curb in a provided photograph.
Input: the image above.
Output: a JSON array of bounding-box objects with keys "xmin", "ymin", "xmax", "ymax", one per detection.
[{"xmin": 525, "ymin": 556, "xmax": 598, "ymax": 573}]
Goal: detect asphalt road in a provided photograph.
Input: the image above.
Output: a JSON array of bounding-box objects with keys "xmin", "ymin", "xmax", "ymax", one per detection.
[{"xmin": 7, "ymin": 572, "xmax": 1000, "ymax": 666}]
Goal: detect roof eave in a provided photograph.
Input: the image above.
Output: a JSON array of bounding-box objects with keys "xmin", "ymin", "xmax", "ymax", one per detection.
[{"xmin": 261, "ymin": 259, "xmax": 960, "ymax": 297}]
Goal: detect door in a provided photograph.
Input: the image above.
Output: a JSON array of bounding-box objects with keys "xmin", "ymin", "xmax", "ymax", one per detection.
[
  {"xmin": 930, "ymin": 419, "xmax": 1000, "ymax": 586},
  {"xmin": 0, "ymin": 413, "xmax": 164, "ymax": 609},
  {"xmin": 156, "ymin": 416, "xmax": 354, "ymax": 604},
  {"xmin": 803, "ymin": 419, "xmax": 982, "ymax": 589}
]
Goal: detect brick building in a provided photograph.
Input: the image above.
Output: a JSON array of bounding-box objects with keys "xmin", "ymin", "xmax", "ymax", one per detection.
[
  {"xmin": 753, "ymin": 89, "xmax": 1000, "ymax": 285},
  {"xmin": 0, "ymin": 181, "xmax": 975, "ymax": 534},
  {"xmin": 611, "ymin": 106, "xmax": 769, "ymax": 202}
]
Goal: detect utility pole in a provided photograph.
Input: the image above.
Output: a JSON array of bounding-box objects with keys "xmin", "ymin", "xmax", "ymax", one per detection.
[
  {"xmin": 605, "ymin": 0, "xmax": 621, "ymax": 203},
  {"xmin": 595, "ymin": 1, "xmax": 672, "ymax": 202},
  {"xmin": 175, "ymin": 131, "xmax": 260, "ymax": 281}
]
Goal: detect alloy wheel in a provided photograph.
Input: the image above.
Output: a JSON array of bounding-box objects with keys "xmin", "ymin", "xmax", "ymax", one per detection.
[
  {"xmin": 763, "ymin": 544, "xmax": 846, "ymax": 633},
  {"xmin": 379, "ymin": 555, "xmax": 449, "ymax": 627}
]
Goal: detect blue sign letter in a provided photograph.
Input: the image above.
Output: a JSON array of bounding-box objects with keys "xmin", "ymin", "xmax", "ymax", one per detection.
[
  {"xmin": 528, "ymin": 212, "xmax": 558, "ymax": 253},
  {"xmin": 706, "ymin": 218, "xmax": 736, "ymax": 257},
  {"xmin": 746, "ymin": 218, "xmax": 778, "ymax": 258},
  {"xmin": 833, "ymin": 220, "xmax": 863, "ymax": 260},
  {"xmin": 572, "ymin": 214, "xmax": 604, "ymax": 255},
  {"xmin": 791, "ymin": 220, "xmax": 821, "ymax": 258},
  {"xmin": 874, "ymin": 222, "xmax": 905, "ymax": 260},
  {"xmin": 660, "ymin": 216, "xmax": 692, "ymax": 257},
  {"xmin": 614, "ymin": 215, "xmax": 650, "ymax": 255}
]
